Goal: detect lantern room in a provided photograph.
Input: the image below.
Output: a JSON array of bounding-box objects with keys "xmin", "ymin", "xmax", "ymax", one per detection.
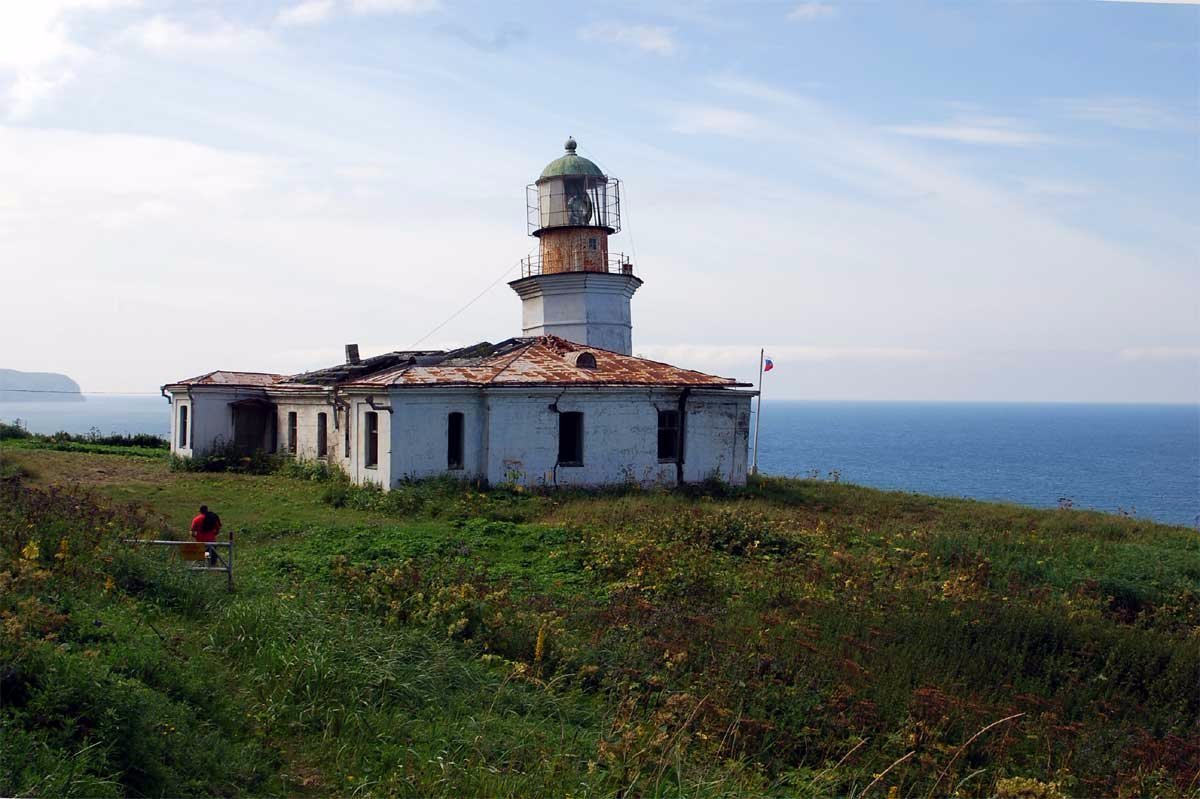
[{"xmin": 525, "ymin": 137, "xmax": 626, "ymax": 275}]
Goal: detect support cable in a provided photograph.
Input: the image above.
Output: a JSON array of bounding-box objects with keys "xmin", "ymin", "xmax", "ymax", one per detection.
[{"xmin": 408, "ymin": 259, "xmax": 522, "ymax": 349}]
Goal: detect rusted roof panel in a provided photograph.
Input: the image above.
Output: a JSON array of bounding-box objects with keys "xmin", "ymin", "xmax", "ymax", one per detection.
[
  {"xmin": 347, "ymin": 336, "xmax": 749, "ymax": 389},
  {"xmin": 172, "ymin": 371, "xmax": 286, "ymax": 387},
  {"xmin": 167, "ymin": 336, "xmax": 750, "ymax": 393}
]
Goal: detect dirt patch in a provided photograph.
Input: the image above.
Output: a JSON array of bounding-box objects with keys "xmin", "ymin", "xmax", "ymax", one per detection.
[{"xmin": 1, "ymin": 447, "xmax": 171, "ymax": 488}]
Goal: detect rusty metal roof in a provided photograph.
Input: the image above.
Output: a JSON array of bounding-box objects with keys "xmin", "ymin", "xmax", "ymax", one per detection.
[
  {"xmin": 346, "ymin": 336, "xmax": 750, "ymax": 389},
  {"xmin": 166, "ymin": 337, "xmax": 749, "ymax": 392},
  {"xmin": 170, "ymin": 370, "xmax": 286, "ymax": 387}
]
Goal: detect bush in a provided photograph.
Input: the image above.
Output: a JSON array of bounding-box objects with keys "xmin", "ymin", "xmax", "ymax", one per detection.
[
  {"xmin": 169, "ymin": 440, "xmax": 280, "ymax": 474},
  {"xmin": 0, "ymin": 419, "xmax": 31, "ymax": 440}
]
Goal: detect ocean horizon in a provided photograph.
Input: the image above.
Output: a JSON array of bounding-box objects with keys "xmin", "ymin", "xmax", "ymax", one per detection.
[{"xmin": 3, "ymin": 395, "xmax": 1197, "ymax": 528}]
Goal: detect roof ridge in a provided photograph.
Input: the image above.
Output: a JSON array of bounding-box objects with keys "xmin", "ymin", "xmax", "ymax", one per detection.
[{"xmin": 483, "ymin": 340, "xmax": 536, "ymax": 384}]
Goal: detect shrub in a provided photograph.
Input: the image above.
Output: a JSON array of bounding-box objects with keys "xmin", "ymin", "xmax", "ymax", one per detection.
[{"xmin": 0, "ymin": 419, "xmax": 31, "ymax": 440}]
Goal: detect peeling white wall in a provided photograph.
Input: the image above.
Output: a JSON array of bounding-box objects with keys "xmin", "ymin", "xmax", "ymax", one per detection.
[
  {"xmin": 388, "ymin": 390, "xmax": 487, "ymax": 484},
  {"xmin": 166, "ymin": 389, "xmax": 249, "ymax": 457},
  {"xmin": 170, "ymin": 385, "xmax": 751, "ymax": 489},
  {"xmin": 272, "ymin": 398, "xmax": 334, "ymax": 461}
]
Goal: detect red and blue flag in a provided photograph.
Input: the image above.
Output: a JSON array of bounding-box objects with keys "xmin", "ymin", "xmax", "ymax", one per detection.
[{"xmin": 764, "ymin": 357, "xmax": 774, "ymax": 372}]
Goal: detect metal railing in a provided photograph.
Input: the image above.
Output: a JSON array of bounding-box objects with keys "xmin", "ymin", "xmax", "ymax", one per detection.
[
  {"xmin": 122, "ymin": 532, "xmax": 235, "ymax": 591},
  {"xmin": 519, "ymin": 252, "xmax": 635, "ymax": 278},
  {"xmin": 527, "ymin": 178, "xmax": 622, "ymax": 235}
]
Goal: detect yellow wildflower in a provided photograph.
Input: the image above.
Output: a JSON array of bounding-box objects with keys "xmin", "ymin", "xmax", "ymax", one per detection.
[{"xmin": 21, "ymin": 541, "xmax": 39, "ymax": 561}]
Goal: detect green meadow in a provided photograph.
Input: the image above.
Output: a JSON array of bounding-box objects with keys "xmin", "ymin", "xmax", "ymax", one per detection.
[{"xmin": 1, "ymin": 445, "xmax": 1197, "ymax": 797}]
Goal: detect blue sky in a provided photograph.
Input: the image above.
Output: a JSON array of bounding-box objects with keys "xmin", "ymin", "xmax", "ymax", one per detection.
[{"xmin": 0, "ymin": 0, "xmax": 1196, "ymax": 401}]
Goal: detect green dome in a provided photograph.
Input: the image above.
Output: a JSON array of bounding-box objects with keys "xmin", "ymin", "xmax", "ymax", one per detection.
[{"xmin": 538, "ymin": 137, "xmax": 606, "ymax": 181}]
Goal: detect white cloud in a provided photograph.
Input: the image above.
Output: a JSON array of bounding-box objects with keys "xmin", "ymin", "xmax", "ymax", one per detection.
[
  {"xmin": 0, "ymin": 0, "xmax": 137, "ymax": 118},
  {"xmin": 672, "ymin": 106, "xmax": 762, "ymax": 136},
  {"xmin": 122, "ymin": 16, "xmax": 271, "ymax": 54},
  {"xmin": 1060, "ymin": 96, "xmax": 1194, "ymax": 131},
  {"xmin": 580, "ymin": 23, "xmax": 678, "ymax": 55},
  {"xmin": 275, "ymin": 0, "xmax": 336, "ymax": 26},
  {"xmin": 347, "ymin": 0, "xmax": 441, "ymax": 13},
  {"xmin": 788, "ymin": 3, "xmax": 837, "ymax": 21},
  {"xmin": 885, "ymin": 116, "xmax": 1056, "ymax": 146}
]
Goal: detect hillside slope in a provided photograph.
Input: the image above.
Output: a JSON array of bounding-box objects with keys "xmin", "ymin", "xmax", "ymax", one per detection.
[
  {"xmin": 0, "ymin": 368, "xmax": 84, "ymax": 401},
  {"xmin": 2, "ymin": 447, "xmax": 1197, "ymax": 797}
]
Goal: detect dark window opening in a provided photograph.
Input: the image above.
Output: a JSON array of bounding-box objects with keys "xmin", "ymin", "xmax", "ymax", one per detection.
[
  {"xmin": 574, "ymin": 352, "xmax": 597, "ymax": 369},
  {"xmin": 658, "ymin": 409, "xmax": 681, "ymax": 461},
  {"xmin": 317, "ymin": 412, "xmax": 328, "ymax": 457},
  {"xmin": 447, "ymin": 412, "xmax": 464, "ymax": 470},
  {"xmin": 364, "ymin": 411, "xmax": 378, "ymax": 468},
  {"xmin": 558, "ymin": 411, "xmax": 583, "ymax": 466},
  {"xmin": 178, "ymin": 405, "xmax": 188, "ymax": 448},
  {"xmin": 269, "ymin": 413, "xmax": 278, "ymax": 453},
  {"xmin": 343, "ymin": 409, "xmax": 350, "ymax": 456},
  {"xmin": 287, "ymin": 411, "xmax": 298, "ymax": 454},
  {"xmin": 588, "ymin": 237, "xmax": 598, "ymax": 251}
]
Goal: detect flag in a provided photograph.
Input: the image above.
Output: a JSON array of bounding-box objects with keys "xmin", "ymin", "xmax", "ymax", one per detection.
[{"xmin": 764, "ymin": 357, "xmax": 774, "ymax": 372}]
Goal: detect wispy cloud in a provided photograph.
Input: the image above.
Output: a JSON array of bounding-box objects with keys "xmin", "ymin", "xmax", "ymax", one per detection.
[
  {"xmin": 712, "ymin": 75, "xmax": 809, "ymax": 108},
  {"xmin": 885, "ymin": 116, "xmax": 1056, "ymax": 146},
  {"xmin": 1060, "ymin": 96, "xmax": 1195, "ymax": 131},
  {"xmin": 275, "ymin": 0, "xmax": 336, "ymax": 27},
  {"xmin": 580, "ymin": 23, "xmax": 678, "ymax": 55},
  {"xmin": 346, "ymin": 0, "xmax": 441, "ymax": 14},
  {"xmin": 123, "ymin": 16, "xmax": 271, "ymax": 54},
  {"xmin": 1020, "ymin": 178, "xmax": 1091, "ymax": 197},
  {"xmin": 672, "ymin": 106, "xmax": 763, "ymax": 137},
  {"xmin": 275, "ymin": 0, "xmax": 438, "ymax": 27},
  {"xmin": 437, "ymin": 23, "xmax": 526, "ymax": 52},
  {"xmin": 787, "ymin": 3, "xmax": 837, "ymax": 21}
]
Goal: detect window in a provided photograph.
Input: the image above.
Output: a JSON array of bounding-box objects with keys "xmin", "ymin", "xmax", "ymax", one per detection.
[
  {"xmin": 588, "ymin": 237, "xmax": 598, "ymax": 251},
  {"xmin": 364, "ymin": 411, "xmax": 378, "ymax": 468},
  {"xmin": 343, "ymin": 409, "xmax": 350, "ymax": 456},
  {"xmin": 287, "ymin": 411, "xmax": 298, "ymax": 454},
  {"xmin": 447, "ymin": 412, "xmax": 464, "ymax": 470},
  {"xmin": 658, "ymin": 409, "xmax": 681, "ymax": 462},
  {"xmin": 574, "ymin": 352, "xmax": 597, "ymax": 369},
  {"xmin": 177, "ymin": 405, "xmax": 188, "ymax": 448},
  {"xmin": 317, "ymin": 412, "xmax": 328, "ymax": 457},
  {"xmin": 558, "ymin": 411, "xmax": 583, "ymax": 466}
]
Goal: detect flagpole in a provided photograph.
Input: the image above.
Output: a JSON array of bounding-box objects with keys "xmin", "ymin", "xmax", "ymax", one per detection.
[{"xmin": 752, "ymin": 347, "xmax": 764, "ymax": 476}]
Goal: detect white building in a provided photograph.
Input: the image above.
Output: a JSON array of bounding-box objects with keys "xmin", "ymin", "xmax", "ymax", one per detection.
[{"xmin": 163, "ymin": 140, "xmax": 755, "ymax": 488}]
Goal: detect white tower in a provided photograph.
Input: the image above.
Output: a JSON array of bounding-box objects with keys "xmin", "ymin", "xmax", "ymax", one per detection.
[{"xmin": 509, "ymin": 138, "xmax": 642, "ymax": 355}]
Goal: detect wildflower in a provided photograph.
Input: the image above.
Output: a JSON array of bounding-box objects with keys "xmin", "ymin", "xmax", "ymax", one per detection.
[
  {"xmin": 104, "ymin": 576, "xmax": 115, "ymax": 593},
  {"xmin": 55, "ymin": 538, "xmax": 69, "ymax": 561},
  {"xmin": 21, "ymin": 541, "xmax": 39, "ymax": 561},
  {"xmin": 534, "ymin": 622, "xmax": 547, "ymax": 665}
]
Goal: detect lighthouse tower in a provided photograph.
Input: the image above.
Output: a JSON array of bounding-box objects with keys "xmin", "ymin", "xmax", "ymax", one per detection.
[{"xmin": 509, "ymin": 138, "xmax": 642, "ymax": 355}]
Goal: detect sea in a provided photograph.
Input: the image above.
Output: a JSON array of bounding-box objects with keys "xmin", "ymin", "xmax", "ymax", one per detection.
[{"xmin": 2, "ymin": 396, "xmax": 1197, "ymax": 528}]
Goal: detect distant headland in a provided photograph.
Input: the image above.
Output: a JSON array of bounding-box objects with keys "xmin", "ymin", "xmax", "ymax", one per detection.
[{"xmin": 0, "ymin": 368, "xmax": 84, "ymax": 402}]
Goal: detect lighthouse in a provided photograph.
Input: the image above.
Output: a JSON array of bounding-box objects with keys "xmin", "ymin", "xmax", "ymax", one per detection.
[{"xmin": 509, "ymin": 138, "xmax": 643, "ymax": 355}]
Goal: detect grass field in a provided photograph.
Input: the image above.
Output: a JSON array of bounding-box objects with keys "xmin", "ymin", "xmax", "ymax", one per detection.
[{"xmin": 2, "ymin": 445, "xmax": 1197, "ymax": 797}]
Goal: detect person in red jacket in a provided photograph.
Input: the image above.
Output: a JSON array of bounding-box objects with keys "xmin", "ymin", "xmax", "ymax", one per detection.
[{"xmin": 190, "ymin": 505, "xmax": 222, "ymax": 565}]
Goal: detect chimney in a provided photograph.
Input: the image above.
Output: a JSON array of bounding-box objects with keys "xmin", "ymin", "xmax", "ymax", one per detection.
[{"xmin": 345, "ymin": 344, "xmax": 360, "ymax": 365}]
